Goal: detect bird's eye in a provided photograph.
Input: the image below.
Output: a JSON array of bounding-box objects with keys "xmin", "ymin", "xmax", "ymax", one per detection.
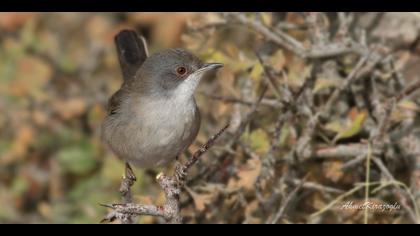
[{"xmin": 176, "ymin": 66, "xmax": 187, "ymax": 76}]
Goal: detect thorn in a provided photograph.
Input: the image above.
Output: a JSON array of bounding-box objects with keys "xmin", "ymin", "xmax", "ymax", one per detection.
[
  {"xmin": 99, "ymin": 203, "xmax": 116, "ymax": 209},
  {"xmin": 100, "ymin": 212, "xmax": 117, "ymax": 223},
  {"xmin": 100, "ymin": 218, "xmax": 110, "ymax": 223}
]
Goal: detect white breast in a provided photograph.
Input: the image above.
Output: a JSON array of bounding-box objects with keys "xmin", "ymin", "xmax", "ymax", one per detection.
[{"xmin": 122, "ymin": 92, "xmax": 198, "ymax": 167}]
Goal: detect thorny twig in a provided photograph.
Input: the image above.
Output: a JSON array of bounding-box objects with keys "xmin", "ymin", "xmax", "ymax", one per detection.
[
  {"xmin": 268, "ymin": 176, "xmax": 306, "ymax": 224},
  {"xmin": 189, "ymin": 80, "xmax": 269, "ymax": 186},
  {"xmin": 201, "ymin": 92, "xmax": 282, "ymax": 108},
  {"xmin": 166, "ymin": 12, "xmax": 420, "ymax": 223},
  {"xmin": 101, "ymin": 124, "xmax": 230, "ymax": 224},
  {"xmin": 224, "ymin": 12, "xmax": 306, "ymax": 57},
  {"xmin": 286, "ymin": 178, "xmax": 344, "ymax": 194},
  {"xmin": 224, "ymin": 12, "xmax": 373, "ymax": 59},
  {"xmin": 220, "ymin": 12, "xmax": 420, "ymax": 223},
  {"xmin": 368, "ymin": 80, "xmax": 420, "ymax": 223}
]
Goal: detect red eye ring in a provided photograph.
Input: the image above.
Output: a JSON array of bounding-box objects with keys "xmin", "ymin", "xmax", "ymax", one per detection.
[{"xmin": 176, "ymin": 66, "xmax": 187, "ymax": 76}]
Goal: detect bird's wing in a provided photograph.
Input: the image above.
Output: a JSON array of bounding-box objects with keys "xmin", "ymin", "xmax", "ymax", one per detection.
[
  {"xmin": 107, "ymin": 88, "xmax": 125, "ymax": 115},
  {"xmin": 114, "ymin": 29, "xmax": 149, "ymax": 81}
]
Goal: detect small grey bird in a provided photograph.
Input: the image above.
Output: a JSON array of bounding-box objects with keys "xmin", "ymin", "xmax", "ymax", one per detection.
[{"xmin": 101, "ymin": 30, "xmax": 223, "ymax": 174}]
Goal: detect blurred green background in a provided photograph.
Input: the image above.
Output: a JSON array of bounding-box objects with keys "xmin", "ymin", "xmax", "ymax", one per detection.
[{"xmin": 0, "ymin": 13, "xmax": 206, "ymax": 223}]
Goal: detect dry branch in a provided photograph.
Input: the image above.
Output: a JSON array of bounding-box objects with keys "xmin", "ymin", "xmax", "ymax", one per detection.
[{"xmin": 101, "ymin": 123, "xmax": 230, "ymax": 224}]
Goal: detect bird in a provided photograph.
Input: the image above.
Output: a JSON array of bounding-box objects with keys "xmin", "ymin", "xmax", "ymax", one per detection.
[{"xmin": 101, "ymin": 29, "xmax": 223, "ymax": 179}]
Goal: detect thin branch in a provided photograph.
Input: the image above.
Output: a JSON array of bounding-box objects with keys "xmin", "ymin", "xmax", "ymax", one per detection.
[
  {"xmin": 322, "ymin": 50, "xmax": 374, "ymax": 115},
  {"xmin": 118, "ymin": 163, "xmax": 137, "ymax": 224},
  {"xmin": 363, "ymin": 79, "xmax": 420, "ymax": 224},
  {"xmin": 177, "ymin": 123, "xmax": 230, "ymax": 180},
  {"xmin": 101, "ymin": 203, "xmax": 164, "ymax": 223},
  {"xmin": 286, "ymin": 178, "xmax": 344, "ymax": 194},
  {"xmin": 269, "ymin": 177, "xmax": 305, "ymax": 224},
  {"xmin": 201, "ymin": 92, "xmax": 282, "ymax": 108},
  {"xmin": 396, "ymin": 80, "xmax": 420, "ymax": 102},
  {"xmin": 224, "ymin": 12, "xmax": 376, "ymax": 60},
  {"xmin": 255, "ymin": 52, "xmax": 284, "ymax": 101},
  {"xmin": 314, "ymin": 144, "xmax": 367, "ymax": 159},
  {"xmin": 225, "ymin": 12, "xmax": 306, "ymax": 57},
  {"xmin": 101, "ymin": 124, "xmax": 230, "ymax": 224},
  {"xmin": 372, "ymin": 157, "xmax": 420, "ymax": 223}
]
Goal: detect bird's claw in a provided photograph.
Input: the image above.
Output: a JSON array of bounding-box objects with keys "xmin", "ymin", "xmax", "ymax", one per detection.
[{"xmin": 124, "ymin": 163, "xmax": 137, "ymax": 182}]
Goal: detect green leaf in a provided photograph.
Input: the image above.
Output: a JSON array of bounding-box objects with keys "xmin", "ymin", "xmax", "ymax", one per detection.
[
  {"xmin": 242, "ymin": 129, "xmax": 270, "ymax": 155},
  {"xmin": 202, "ymin": 50, "xmax": 253, "ymax": 73},
  {"xmin": 279, "ymin": 124, "xmax": 290, "ymax": 146},
  {"xmin": 11, "ymin": 177, "xmax": 29, "ymax": 195},
  {"xmin": 314, "ymin": 78, "xmax": 341, "ymax": 94},
  {"xmin": 57, "ymin": 145, "xmax": 97, "ymax": 175},
  {"xmin": 250, "ymin": 63, "xmax": 263, "ymax": 81},
  {"xmin": 58, "ymin": 55, "xmax": 77, "ymax": 73},
  {"xmin": 261, "ymin": 13, "xmax": 273, "ymax": 26},
  {"xmin": 333, "ymin": 111, "xmax": 367, "ymax": 143},
  {"xmin": 66, "ymin": 175, "xmax": 112, "ymax": 223},
  {"xmin": 101, "ymin": 156, "xmax": 125, "ymax": 181},
  {"xmin": 324, "ymin": 121, "xmax": 343, "ymax": 133},
  {"xmin": 20, "ymin": 20, "xmax": 37, "ymax": 49}
]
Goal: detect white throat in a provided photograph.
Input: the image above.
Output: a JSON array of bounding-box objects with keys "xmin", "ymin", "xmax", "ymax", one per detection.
[{"xmin": 173, "ymin": 72, "xmax": 203, "ymax": 99}]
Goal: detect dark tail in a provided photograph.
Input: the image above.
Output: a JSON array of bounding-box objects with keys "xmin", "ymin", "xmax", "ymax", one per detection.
[{"xmin": 114, "ymin": 29, "xmax": 148, "ymax": 81}]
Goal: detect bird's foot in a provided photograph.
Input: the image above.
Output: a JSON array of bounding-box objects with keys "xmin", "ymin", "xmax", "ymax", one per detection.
[
  {"xmin": 119, "ymin": 163, "xmax": 136, "ymax": 200},
  {"xmin": 124, "ymin": 162, "xmax": 137, "ymax": 182},
  {"xmin": 101, "ymin": 162, "xmax": 138, "ymax": 223}
]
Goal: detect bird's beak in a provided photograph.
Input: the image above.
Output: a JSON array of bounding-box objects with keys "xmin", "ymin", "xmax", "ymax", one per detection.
[
  {"xmin": 179, "ymin": 63, "xmax": 223, "ymax": 97},
  {"xmin": 196, "ymin": 63, "xmax": 224, "ymax": 74}
]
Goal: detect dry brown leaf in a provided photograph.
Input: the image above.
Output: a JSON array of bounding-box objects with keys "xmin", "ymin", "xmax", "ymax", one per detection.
[
  {"xmin": 310, "ymin": 192, "xmax": 327, "ymax": 211},
  {"xmin": 32, "ymin": 110, "xmax": 49, "ymax": 127},
  {"xmin": 13, "ymin": 56, "xmax": 52, "ymax": 99},
  {"xmin": 187, "ymin": 12, "xmax": 223, "ymax": 30},
  {"xmin": 37, "ymin": 201, "xmax": 52, "ymax": 219},
  {"xmin": 0, "ymin": 13, "xmax": 35, "ymax": 31},
  {"xmin": 348, "ymin": 107, "xmax": 359, "ymax": 121},
  {"xmin": 37, "ymin": 30, "xmax": 61, "ymax": 60},
  {"xmin": 244, "ymin": 200, "xmax": 261, "ymax": 224},
  {"xmin": 227, "ymin": 157, "xmax": 262, "ymax": 191},
  {"xmin": 268, "ymin": 50, "xmax": 286, "ymax": 72},
  {"xmin": 218, "ymin": 67, "xmax": 238, "ymax": 96},
  {"xmin": 185, "ymin": 186, "xmax": 214, "ymax": 211},
  {"xmin": 323, "ymin": 160, "xmax": 344, "ymax": 183},
  {"xmin": 53, "ymin": 98, "xmax": 87, "ymax": 120},
  {"xmin": 86, "ymin": 15, "xmax": 112, "ymax": 43},
  {"xmin": 11, "ymin": 125, "xmax": 34, "ymax": 157},
  {"xmin": 128, "ymin": 13, "xmax": 197, "ymax": 47}
]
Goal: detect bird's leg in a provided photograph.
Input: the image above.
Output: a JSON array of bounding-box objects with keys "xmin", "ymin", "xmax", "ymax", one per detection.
[
  {"xmin": 125, "ymin": 162, "xmax": 137, "ymax": 183},
  {"xmin": 118, "ymin": 162, "xmax": 137, "ymax": 224},
  {"xmin": 120, "ymin": 162, "xmax": 136, "ymax": 203},
  {"xmin": 101, "ymin": 123, "xmax": 230, "ymax": 224}
]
